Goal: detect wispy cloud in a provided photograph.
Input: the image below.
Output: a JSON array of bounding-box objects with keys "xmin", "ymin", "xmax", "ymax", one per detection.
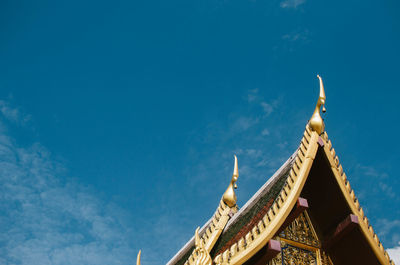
[
  {"xmin": 232, "ymin": 116, "xmax": 259, "ymax": 132},
  {"xmin": 261, "ymin": 99, "xmax": 280, "ymax": 117},
  {"xmin": 0, "ymin": 108, "xmax": 137, "ymax": 264},
  {"xmin": 247, "ymin": 88, "xmax": 259, "ymax": 103},
  {"xmin": 387, "ymin": 243, "xmax": 400, "ymax": 264},
  {"xmin": 261, "ymin": 102, "xmax": 274, "ymax": 116},
  {"xmin": 280, "ymin": 0, "xmax": 305, "ymax": 9},
  {"xmin": 376, "ymin": 219, "xmax": 400, "ymax": 247},
  {"xmin": 356, "ymin": 164, "xmax": 386, "ymax": 178},
  {"xmin": 261, "ymin": 128, "xmax": 270, "ymax": 136},
  {"xmin": 379, "ymin": 182, "xmax": 396, "ymax": 199},
  {"xmin": 246, "ymin": 88, "xmax": 280, "ymax": 117},
  {"xmin": 0, "ymin": 100, "xmax": 32, "ymax": 125},
  {"xmin": 274, "ymin": 29, "xmax": 311, "ymax": 53},
  {"xmin": 282, "ymin": 30, "xmax": 309, "ymax": 42},
  {"xmin": 354, "ymin": 164, "xmax": 397, "ymax": 201}
]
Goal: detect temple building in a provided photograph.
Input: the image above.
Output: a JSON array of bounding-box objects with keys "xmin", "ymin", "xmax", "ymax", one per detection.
[{"xmin": 137, "ymin": 76, "xmax": 395, "ymax": 265}]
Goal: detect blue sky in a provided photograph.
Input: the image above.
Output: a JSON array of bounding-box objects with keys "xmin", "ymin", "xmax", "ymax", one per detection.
[{"xmin": 0, "ymin": 0, "xmax": 399, "ymax": 264}]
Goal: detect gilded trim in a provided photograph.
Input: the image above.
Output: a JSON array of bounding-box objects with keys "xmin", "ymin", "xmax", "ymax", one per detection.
[
  {"xmin": 309, "ymin": 75, "xmax": 327, "ymax": 135},
  {"xmin": 214, "ymin": 125, "xmax": 319, "ymax": 265},
  {"xmin": 184, "ymin": 201, "xmax": 237, "ymax": 265},
  {"xmin": 223, "ymin": 155, "xmax": 239, "ymax": 207},
  {"xmin": 320, "ymin": 132, "xmax": 394, "ymax": 265},
  {"xmin": 279, "ymin": 238, "xmax": 320, "ymax": 252}
]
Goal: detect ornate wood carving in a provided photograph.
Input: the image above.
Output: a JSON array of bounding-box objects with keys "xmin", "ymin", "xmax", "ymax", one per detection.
[
  {"xmin": 268, "ymin": 211, "xmax": 333, "ymax": 265},
  {"xmin": 279, "ymin": 211, "xmax": 320, "ymax": 248}
]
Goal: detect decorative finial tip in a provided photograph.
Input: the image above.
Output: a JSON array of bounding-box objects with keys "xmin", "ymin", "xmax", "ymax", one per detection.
[
  {"xmin": 233, "ymin": 155, "xmax": 238, "ymax": 177},
  {"xmin": 136, "ymin": 250, "xmax": 141, "ymax": 265},
  {"xmin": 317, "ymin": 75, "xmax": 326, "ymax": 100}
]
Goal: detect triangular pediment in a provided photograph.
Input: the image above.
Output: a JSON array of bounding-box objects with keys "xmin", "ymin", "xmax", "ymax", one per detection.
[
  {"xmin": 297, "ymin": 133, "xmax": 391, "ymax": 265},
  {"xmin": 267, "ymin": 131, "xmax": 392, "ymax": 265}
]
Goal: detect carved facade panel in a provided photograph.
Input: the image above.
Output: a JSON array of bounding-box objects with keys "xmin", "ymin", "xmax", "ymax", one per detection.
[
  {"xmin": 279, "ymin": 211, "xmax": 320, "ymax": 248},
  {"xmin": 268, "ymin": 211, "xmax": 333, "ymax": 265},
  {"xmin": 320, "ymin": 251, "xmax": 333, "ymax": 265},
  {"xmin": 282, "ymin": 242, "xmax": 317, "ymax": 264}
]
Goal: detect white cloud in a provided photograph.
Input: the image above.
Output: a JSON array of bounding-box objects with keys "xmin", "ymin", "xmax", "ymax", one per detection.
[
  {"xmin": 232, "ymin": 116, "xmax": 259, "ymax": 132},
  {"xmin": 0, "ymin": 100, "xmax": 31, "ymax": 125},
  {"xmin": 256, "ymin": 158, "xmax": 269, "ymax": 167},
  {"xmin": 247, "ymin": 88, "xmax": 259, "ymax": 103},
  {"xmin": 261, "ymin": 129, "xmax": 270, "ymax": 136},
  {"xmin": 246, "ymin": 149, "xmax": 262, "ymax": 158},
  {"xmin": 261, "ymin": 102, "xmax": 274, "ymax": 116},
  {"xmin": 245, "ymin": 88, "xmax": 280, "ymax": 117},
  {"xmin": 355, "ymin": 164, "xmax": 397, "ymax": 201},
  {"xmin": 387, "ymin": 243, "xmax": 400, "ymax": 264},
  {"xmin": 282, "ymin": 29, "xmax": 310, "ymax": 43},
  {"xmin": 280, "ymin": 0, "xmax": 305, "ymax": 9},
  {"xmin": 356, "ymin": 164, "xmax": 386, "ymax": 178},
  {"xmin": 282, "ymin": 33, "xmax": 303, "ymax": 42},
  {"xmin": 376, "ymin": 219, "xmax": 400, "ymax": 247},
  {"xmin": 261, "ymin": 99, "xmax": 280, "ymax": 117},
  {"xmin": 379, "ymin": 182, "xmax": 396, "ymax": 199},
  {"xmin": 277, "ymin": 30, "xmax": 311, "ymax": 52},
  {"xmin": 0, "ymin": 119, "xmax": 137, "ymax": 264}
]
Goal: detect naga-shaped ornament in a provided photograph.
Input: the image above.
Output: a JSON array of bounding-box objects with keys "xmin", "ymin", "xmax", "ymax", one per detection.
[
  {"xmin": 194, "ymin": 227, "xmax": 212, "ymax": 265},
  {"xmin": 309, "ymin": 75, "xmax": 327, "ymax": 135}
]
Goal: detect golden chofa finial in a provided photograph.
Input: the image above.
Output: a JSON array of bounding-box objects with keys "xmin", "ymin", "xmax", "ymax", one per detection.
[
  {"xmin": 222, "ymin": 155, "xmax": 239, "ymax": 207},
  {"xmin": 309, "ymin": 75, "xmax": 327, "ymax": 135},
  {"xmin": 136, "ymin": 250, "xmax": 141, "ymax": 265}
]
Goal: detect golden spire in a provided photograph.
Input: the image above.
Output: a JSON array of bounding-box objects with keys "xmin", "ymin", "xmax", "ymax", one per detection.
[
  {"xmin": 309, "ymin": 75, "xmax": 326, "ymax": 135},
  {"xmin": 222, "ymin": 155, "xmax": 239, "ymax": 207},
  {"xmin": 136, "ymin": 250, "xmax": 141, "ymax": 265}
]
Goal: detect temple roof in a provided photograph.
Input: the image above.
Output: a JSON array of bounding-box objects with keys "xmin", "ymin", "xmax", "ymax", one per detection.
[
  {"xmin": 167, "ymin": 150, "xmax": 297, "ymax": 265},
  {"xmin": 166, "ymin": 125, "xmax": 394, "ymax": 265},
  {"xmin": 138, "ymin": 76, "xmax": 395, "ymax": 265}
]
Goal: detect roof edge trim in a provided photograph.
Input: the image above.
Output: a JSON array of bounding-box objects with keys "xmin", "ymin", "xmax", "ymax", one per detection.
[{"xmin": 214, "ymin": 126, "xmax": 319, "ymax": 265}]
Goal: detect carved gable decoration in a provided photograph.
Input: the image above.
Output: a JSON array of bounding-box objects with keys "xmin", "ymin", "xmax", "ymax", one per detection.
[
  {"xmin": 269, "ymin": 211, "xmax": 333, "ymax": 265},
  {"xmin": 279, "ymin": 211, "xmax": 320, "ymax": 248}
]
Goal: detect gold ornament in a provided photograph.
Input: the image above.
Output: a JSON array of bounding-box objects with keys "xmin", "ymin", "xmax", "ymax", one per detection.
[
  {"xmin": 136, "ymin": 250, "xmax": 141, "ymax": 265},
  {"xmin": 309, "ymin": 75, "xmax": 326, "ymax": 135},
  {"xmin": 223, "ymin": 155, "xmax": 239, "ymax": 207}
]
